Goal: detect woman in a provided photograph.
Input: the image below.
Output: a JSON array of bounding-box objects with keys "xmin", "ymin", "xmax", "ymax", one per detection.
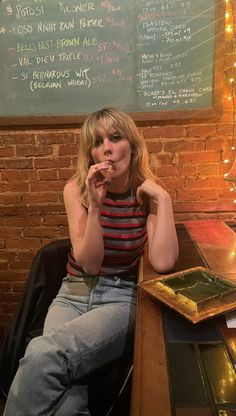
[{"xmin": 4, "ymin": 107, "xmax": 179, "ymax": 415}]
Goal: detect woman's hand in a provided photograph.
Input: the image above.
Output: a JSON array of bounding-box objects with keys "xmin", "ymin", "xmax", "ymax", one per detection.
[
  {"xmin": 136, "ymin": 179, "xmax": 169, "ymax": 206},
  {"xmin": 86, "ymin": 162, "xmax": 112, "ymax": 207}
]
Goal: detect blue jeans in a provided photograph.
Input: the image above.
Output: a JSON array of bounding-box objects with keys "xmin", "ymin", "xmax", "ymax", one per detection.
[{"xmin": 3, "ymin": 274, "xmax": 137, "ymax": 416}]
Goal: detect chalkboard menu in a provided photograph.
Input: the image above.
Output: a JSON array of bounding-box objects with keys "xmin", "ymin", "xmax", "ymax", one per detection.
[{"xmin": 0, "ymin": 0, "xmax": 224, "ymax": 125}]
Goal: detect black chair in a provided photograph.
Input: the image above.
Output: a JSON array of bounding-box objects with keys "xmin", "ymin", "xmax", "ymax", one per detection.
[{"xmin": 0, "ymin": 239, "xmax": 132, "ymax": 415}]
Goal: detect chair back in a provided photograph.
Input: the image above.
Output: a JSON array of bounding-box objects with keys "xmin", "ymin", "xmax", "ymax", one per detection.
[{"xmin": 0, "ymin": 239, "xmax": 70, "ymax": 398}]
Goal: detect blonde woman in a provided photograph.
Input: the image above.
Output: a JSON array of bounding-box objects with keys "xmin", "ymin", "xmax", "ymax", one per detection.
[{"xmin": 4, "ymin": 108, "xmax": 179, "ymax": 416}]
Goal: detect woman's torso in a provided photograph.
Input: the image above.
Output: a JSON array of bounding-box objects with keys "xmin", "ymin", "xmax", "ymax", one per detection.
[{"xmin": 66, "ymin": 190, "xmax": 148, "ymax": 278}]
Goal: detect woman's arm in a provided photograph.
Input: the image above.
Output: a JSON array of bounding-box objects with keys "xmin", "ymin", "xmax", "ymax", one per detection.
[
  {"xmin": 136, "ymin": 180, "xmax": 179, "ymax": 273},
  {"xmin": 63, "ymin": 179, "xmax": 104, "ymax": 275},
  {"xmin": 64, "ymin": 163, "xmax": 112, "ymax": 275}
]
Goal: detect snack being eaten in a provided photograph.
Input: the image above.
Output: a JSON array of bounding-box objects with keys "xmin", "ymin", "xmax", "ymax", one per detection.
[{"xmin": 100, "ymin": 164, "xmax": 114, "ymax": 185}]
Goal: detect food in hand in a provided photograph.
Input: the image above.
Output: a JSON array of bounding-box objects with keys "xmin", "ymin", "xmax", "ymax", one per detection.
[{"xmin": 100, "ymin": 164, "xmax": 114, "ymax": 184}]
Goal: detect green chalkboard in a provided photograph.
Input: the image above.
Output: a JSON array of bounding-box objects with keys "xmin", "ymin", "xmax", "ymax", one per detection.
[{"xmin": 0, "ymin": 0, "xmax": 225, "ymax": 125}]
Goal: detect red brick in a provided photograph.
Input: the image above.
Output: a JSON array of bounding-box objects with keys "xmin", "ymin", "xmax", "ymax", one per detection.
[
  {"xmin": 0, "ymin": 261, "xmax": 8, "ymax": 270},
  {"xmin": 0, "ymin": 158, "xmax": 34, "ymax": 169},
  {"xmin": 1, "ymin": 301, "xmax": 22, "ymax": 313},
  {"xmin": 5, "ymin": 217, "xmax": 41, "ymax": 227},
  {"xmin": 1, "ymin": 170, "xmax": 20, "ymax": 181},
  {"xmin": 23, "ymin": 227, "xmax": 58, "ymax": 238},
  {"xmin": 164, "ymin": 177, "xmax": 185, "ymax": 189},
  {"xmin": 34, "ymin": 157, "xmax": 71, "ymax": 169},
  {"xmin": 36, "ymin": 132, "xmax": 76, "ymax": 145},
  {"xmin": 2, "ymin": 170, "xmax": 38, "ymax": 182},
  {"xmin": 0, "ymin": 134, "xmax": 35, "ymax": 145},
  {"xmin": 150, "ymin": 153, "xmax": 173, "ymax": 166},
  {"xmin": 58, "ymin": 144, "xmax": 79, "ymax": 156},
  {"xmin": 0, "ymin": 147, "xmax": 15, "ymax": 157},
  {"xmin": 0, "ymin": 270, "xmax": 28, "ymax": 281},
  {"xmin": 197, "ymin": 164, "xmax": 218, "ymax": 176},
  {"xmin": 5, "ymin": 239, "xmax": 42, "ymax": 250},
  {"xmin": 7, "ymin": 182, "xmax": 29, "ymax": 192},
  {"xmin": 21, "ymin": 193, "xmax": 59, "ymax": 204},
  {"xmin": 0, "ymin": 250, "xmax": 18, "ymax": 261},
  {"xmin": 143, "ymin": 126, "xmax": 184, "ymax": 138},
  {"xmin": 9, "ymin": 259, "xmax": 34, "ymax": 270},
  {"xmin": 156, "ymin": 165, "xmax": 178, "ymax": 177},
  {"xmin": 187, "ymin": 125, "xmax": 217, "ymax": 137},
  {"xmin": 43, "ymin": 215, "xmax": 67, "ymax": 226},
  {"xmin": 218, "ymin": 124, "xmax": 235, "ymax": 136},
  {"xmin": 186, "ymin": 176, "xmax": 228, "ymax": 189},
  {"xmin": 0, "ymin": 184, "xmax": 8, "ymax": 192},
  {"xmin": 179, "ymin": 151, "xmax": 221, "ymax": 164},
  {"xmin": 164, "ymin": 140, "xmax": 194, "ymax": 153},
  {"xmin": 16, "ymin": 145, "xmax": 53, "ymax": 157},
  {"xmin": 178, "ymin": 189, "xmax": 219, "ymax": 201},
  {"xmin": 38, "ymin": 169, "xmax": 58, "ymax": 180},
  {"xmin": 30, "ymin": 181, "xmax": 64, "ymax": 192},
  {"xmin": 205, "ymin": 139, "xmax": 225, "ymax": 151},
  {"xmin": 0, "ymin": 228, "xmax": 22, "ymax": 238},
  {"xmin": 146, "ymin": 141, "xmax": 162, "ymax": 153},
  {"xmin": 179, "ymin": 165, "xmax": 197, "ymax": 176},
  {"xmin": 58, "ymin": 168, "xmax": 75, "ymax": 180},
  {"xmin": 0, "ymin": 193, "xmax": 21, "ymax": 205}
]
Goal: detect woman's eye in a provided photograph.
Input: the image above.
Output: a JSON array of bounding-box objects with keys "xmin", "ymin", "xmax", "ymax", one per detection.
[
  {"xmin": 94, "ymin": 137, "xmax": 103, "ymax": 146},
  {"xmin": 109, "ymin": 133, "xmax": 122, "ymax": 142}
]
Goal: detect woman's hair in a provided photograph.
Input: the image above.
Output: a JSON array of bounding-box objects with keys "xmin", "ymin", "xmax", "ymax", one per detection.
[{"xmin": 74, "ymin": 107, "xmax": 157, "ymax": 206}]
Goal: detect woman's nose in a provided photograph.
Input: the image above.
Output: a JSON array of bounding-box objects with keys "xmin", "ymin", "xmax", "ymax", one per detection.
[{"xmin": 103, "ymin": 138, "xmax": 112, "ymax": 155}]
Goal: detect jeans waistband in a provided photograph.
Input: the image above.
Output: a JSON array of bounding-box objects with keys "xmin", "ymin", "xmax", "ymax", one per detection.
[{"xmin": 65, "ymin": 273, "xmax": 137, "ymax": 283}]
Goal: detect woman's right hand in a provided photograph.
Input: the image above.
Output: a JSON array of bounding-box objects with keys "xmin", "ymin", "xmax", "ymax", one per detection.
[{"xmin": 86, "ymin": 162, "xmax": 112, "ymax": 207}]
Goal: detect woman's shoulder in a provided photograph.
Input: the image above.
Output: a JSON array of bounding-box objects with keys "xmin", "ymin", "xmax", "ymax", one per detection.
[
  {"xmin": 63, "ymin": 178, "xmax": 81, "ymax": 204},
  {"xmin": 64, "ymin": 177, "xmax": 79, "ymax": 192}
]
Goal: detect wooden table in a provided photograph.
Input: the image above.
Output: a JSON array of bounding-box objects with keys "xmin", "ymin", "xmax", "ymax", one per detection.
[{"xmin": 131, "ymin": 220, "xmax": 236, "ymax": 416}]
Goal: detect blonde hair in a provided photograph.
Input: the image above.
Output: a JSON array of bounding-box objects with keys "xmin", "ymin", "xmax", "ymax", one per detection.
[{"xmin": 74, "ymin": 107, "xmax": 156, "ymax": 206}]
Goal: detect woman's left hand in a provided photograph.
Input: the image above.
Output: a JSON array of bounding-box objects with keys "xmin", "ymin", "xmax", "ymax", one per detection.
[{"xmin": 136, "ymin": 179, "xmax": 169, "ymax": 206}]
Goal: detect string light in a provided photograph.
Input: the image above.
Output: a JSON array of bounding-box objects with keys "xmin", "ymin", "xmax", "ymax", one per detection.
[{"xmin": 224, "ymin": 0, "xmax": 236, "ymax": 212}]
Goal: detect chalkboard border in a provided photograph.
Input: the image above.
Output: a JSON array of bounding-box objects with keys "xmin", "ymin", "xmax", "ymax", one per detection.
[{"xmin": 0, "ymin": 0, "xmax": 225, "ymax": 127}]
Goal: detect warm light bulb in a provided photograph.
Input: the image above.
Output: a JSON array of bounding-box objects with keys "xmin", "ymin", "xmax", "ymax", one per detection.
[
  {"xmin": 228, "ymin": 96, "xmax": 233, "ymax": 100},
  {"xmin": 225, "ymin": 12, "xmax": 230, "ymax": 18},
  {"xmin": 226, "ymin": 25, "xmax": 233, "ymax": 33},
  {"xmin": 224, "ymin": 159, "xmax": 231, "ymax": 163},
  {"xmin": 230, "ymin": 78, "xmax": 234, "ymax": 83},
  {"xmin": 232, "ymin": 146, "xmax": 236, "ymax": 150}
]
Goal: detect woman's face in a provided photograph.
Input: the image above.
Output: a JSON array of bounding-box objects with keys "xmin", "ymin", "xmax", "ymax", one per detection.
[{"xmin": 90, "ymin": 124, "xmax": 132, "ymax": 191}]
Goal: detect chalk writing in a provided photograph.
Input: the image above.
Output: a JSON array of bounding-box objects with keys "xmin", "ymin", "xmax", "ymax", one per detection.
[{"xmin": 136, "ymin": 0, "xmax": 216, "ymax": 110}]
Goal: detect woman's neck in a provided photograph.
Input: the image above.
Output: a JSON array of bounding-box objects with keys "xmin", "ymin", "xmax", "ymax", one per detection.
[{"xmin": 108, "ymin": 177, "xmax": 130, "ymax": 194}]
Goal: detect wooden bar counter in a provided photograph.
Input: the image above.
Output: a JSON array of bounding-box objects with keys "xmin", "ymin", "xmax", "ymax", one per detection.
[{"xmin": 131, "ymin": 220, "xmax": 236, "ymax": 416}]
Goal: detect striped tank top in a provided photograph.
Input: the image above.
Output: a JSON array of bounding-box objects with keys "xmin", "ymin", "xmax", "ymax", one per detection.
[{"xmin": 66, "ymin": 189, "xmax": 148, "ymax": 277}]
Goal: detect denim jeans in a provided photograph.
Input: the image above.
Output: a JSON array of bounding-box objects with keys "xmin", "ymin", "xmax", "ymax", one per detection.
[{"xmin": 3, "ymin": 274, "xmax": 137, "ymax": 416}]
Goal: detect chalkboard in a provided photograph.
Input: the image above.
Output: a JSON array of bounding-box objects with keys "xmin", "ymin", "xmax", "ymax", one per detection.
[{"xmin": 0, "ymin": 0, "xmax": 225, "ymax": 125}]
